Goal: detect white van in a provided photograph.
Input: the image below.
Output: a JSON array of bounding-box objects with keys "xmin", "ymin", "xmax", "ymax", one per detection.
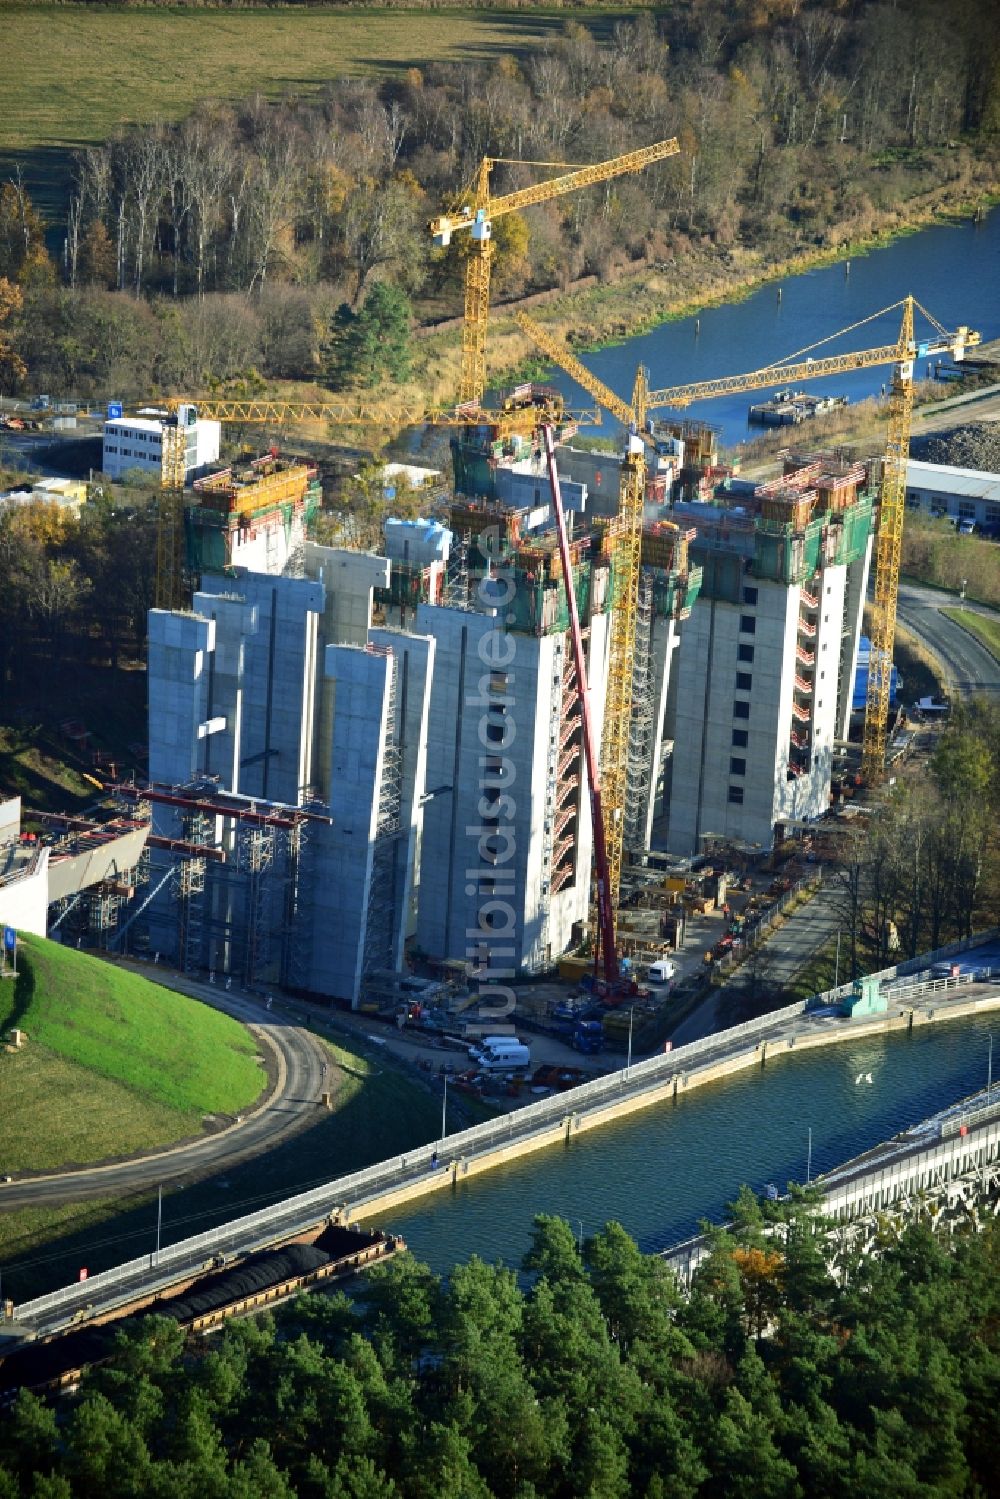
[
  {"xmin": 647, "ymin": 959, "xmax": 677, "ymax": 986},
  {"xmin": 476, "ymin": 1043, "xmax": 531, "ymax": 1073},
  {"xmin": 468, "ymin": 1034, "xmax": 521, "ymax": 1061}
]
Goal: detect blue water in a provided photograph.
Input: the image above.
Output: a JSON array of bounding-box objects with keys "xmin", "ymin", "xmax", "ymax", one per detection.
[
  {"xmin": 373, "ymin": 1008, "xmax": 997, "ymax": 1272},
  {"xmin": 533, "ymin": 208, "xmax": 1000, "ymax": 449}
]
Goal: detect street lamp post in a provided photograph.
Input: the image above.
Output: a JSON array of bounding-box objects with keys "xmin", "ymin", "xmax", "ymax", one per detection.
[
  {"xmin": 441, "ymin": 1073, "xmax": 449, "ymax": 1142},
  {"xmin": 988, "ymin": 1034, "xmax": 993, "ymax": 1102},
  {"xmin": 627, "ymin": 1007, "xmax": 634, "ymax": 1078}
]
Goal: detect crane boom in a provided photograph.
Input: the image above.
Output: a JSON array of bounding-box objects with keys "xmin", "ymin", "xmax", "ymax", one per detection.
[
  {"xmin": 515, "ymin": 311, "xmax": 635, "ymax": 427},
  {"xmin": 646, "ymin": 323, "xmax": 978, "ymax": 410},
  {"xmin": 430, "ymin": 140, "xmax": 680, "ymax": 242},
  {"xmin": 430, "ymin": 138, "xmax": 680, "ymax": 408},
  {"xmin": 515, "ymin": 310, "xmax": 648, "ymax": 925},
  {"xmin": 519, "ymin": 297, "xmax": 980, "ymax": 797}
]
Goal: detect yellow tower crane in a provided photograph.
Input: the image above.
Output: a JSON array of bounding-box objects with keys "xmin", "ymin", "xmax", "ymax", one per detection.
[
  {"xmin": 515, "ymin": 310, "xmax": 654, "ymax": 914},
  {"xmin": 429, "ymin": 138, "xmax": 680, "ymax": 408},
  {"xmin": 643, "ymin": 296, "xmax": 978, "ymax": 778},
  {"xmin": 515, "ymin": 296, "xmax": 979, "ymax": 793}
]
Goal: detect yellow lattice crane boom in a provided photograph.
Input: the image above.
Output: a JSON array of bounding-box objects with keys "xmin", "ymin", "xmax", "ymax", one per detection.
[
  {"xmin": 517, "ymin": 298, "xmax": 979, "ymax": 785},
  {"xmin": 152, "ymin": 388, "xmax": 598, "ymax": 609},
  {"xmin": 643, "ymin": 296, "xmax": 978, "ymax": 778},
  {"xmin": 431, "ymin": 138, "xmax": 679, "ymax": 408}
]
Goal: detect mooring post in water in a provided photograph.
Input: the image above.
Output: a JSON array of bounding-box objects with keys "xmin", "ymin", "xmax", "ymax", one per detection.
[{"xmin": 777, "ymin": 286, "xmax": 782, "ymax": 303}]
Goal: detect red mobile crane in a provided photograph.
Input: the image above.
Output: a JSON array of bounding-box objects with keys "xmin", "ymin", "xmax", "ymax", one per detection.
[{"xmin": 540, "ymin": 424, "xmax": 642, "ymax": 1005}]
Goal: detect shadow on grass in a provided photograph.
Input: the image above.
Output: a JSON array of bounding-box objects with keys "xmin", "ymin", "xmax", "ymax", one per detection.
[
  {"xmin": 0, "ymin": 956, "xmax": 35, "ymax": 1044},
  {"xmin": 0, "ymin": 1038, "xmax": 441, "ymax": 1304}
]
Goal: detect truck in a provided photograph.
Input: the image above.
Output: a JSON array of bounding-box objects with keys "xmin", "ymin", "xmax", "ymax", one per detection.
[{"xmin": 571, "ymin": 1019, "xmax": 604, "ymax": 1054}]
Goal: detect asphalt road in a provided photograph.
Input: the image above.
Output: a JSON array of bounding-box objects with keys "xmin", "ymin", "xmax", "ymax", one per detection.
[
  {"xmin": 896, "ymin": 581, "xmax": 1000, "ymax": 701},
  {"xmin": 0, "ymin": 971, "xmax": 330, "ymax": 1209}
]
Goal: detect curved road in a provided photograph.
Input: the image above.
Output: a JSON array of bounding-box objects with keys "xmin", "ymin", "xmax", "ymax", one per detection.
[
  {"xmin": 896, "ymin": 582, "xmax": 1000, "ymax": 700},
  {"xmin": 0, "ymin": 970, "xmax": 330, "ymax": 1209}
]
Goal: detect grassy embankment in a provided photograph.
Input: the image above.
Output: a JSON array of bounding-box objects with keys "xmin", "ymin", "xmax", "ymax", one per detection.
[
  {"xmin": 0, "ymin": 1020, "xmax": 447, "ymax": 1300},
  {"xmin": 0, "ymin": 658, "xmax": 149, "ymax": 815},
  {"xmin": 940, "ymin": 607, "xmax": 1000, "ymax": 661},
  {"xmin": 0, "ymin": 936, "xmax": 264, "ymax": 1174}
]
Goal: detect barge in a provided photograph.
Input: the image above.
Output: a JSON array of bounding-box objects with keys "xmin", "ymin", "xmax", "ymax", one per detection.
[
  {"xmin": 748, "ymin": 390, "xmax": 849, "ymax": 426},
  {"xmin": 0, "ymin": 1221, "xmax": 402, "ymax": 1402}
]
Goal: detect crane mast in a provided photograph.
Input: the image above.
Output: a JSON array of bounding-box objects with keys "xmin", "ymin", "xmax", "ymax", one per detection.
[
  {"xmin": 862, "ymin": 298, "xmax": 913, "ymax": 779},
  {"xmin": 431, "ymin": 138, "xmax": 680, "ymax": 406},
  {"xmin": 519, "ymin": 297, "xmax": 979, "ymax": 782}
]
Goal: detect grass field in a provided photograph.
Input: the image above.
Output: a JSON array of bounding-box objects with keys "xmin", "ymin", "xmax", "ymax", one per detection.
[
  {"xmin": 0, "ymin": 1026, "xmax": 447, "ymax": 1298},
  {"xmin": 1, "ymin": 5, "xmax": 572, "ymax": 220},
  {"xmin": 940, "ymin": 606, "xmax": 1000, "ymax": 662},
  {"xmin": 1, "ymin": 937, "xmax": 264, "ymax": 1139},
  {"xmin": 0, "ymin": 1048, "xmax": 197, "ymax": 1173}
]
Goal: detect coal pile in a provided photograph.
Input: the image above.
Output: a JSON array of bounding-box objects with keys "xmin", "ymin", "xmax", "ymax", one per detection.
[
  {"xmin": 0, "ymin": 1244, "xmax": 330, "ymax": 1400},
  {"xmin": 161, "ymin": 1244, "xmax": 330, "ymax": 1324}
]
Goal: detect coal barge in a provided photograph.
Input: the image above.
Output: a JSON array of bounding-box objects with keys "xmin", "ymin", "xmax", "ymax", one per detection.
[{"xmin": 0, "ymin": 1221, "xmax": 402, "ymax": 1402}]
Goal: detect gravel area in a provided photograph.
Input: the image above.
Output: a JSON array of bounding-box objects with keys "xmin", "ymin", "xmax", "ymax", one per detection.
[{"xmin": 911, "ymin": 422, "xmax": 1000, "ymax": 470}]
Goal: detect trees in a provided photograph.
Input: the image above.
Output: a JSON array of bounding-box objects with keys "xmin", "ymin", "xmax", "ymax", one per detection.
[
  {"xmin": 3, "ymin": 1206, "xmax": 1000, "ymax": 1495},
  {"xmin": 323, "ymin": 283, "xmax": 413, "ymax": 392}
]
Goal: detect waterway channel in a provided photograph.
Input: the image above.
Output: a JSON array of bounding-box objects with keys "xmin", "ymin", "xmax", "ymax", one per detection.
[
  {"xmin": 371, "ymin": 1011, "xmax": 997, "ymax": 1272},
  {"xmin": 539, "ymin": 206, "xmax": 1000, "ymax": 449}
]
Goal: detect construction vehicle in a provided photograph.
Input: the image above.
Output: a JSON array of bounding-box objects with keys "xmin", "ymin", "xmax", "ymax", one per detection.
[
  {"xmin": 516, "ymin": 310, "xmax": 687, "ymax": 925},
  {"xmin": 521, "ymin": 297, "xmax": 979, "ymax": 782},
  {"xmin": 430, "ymin": 138, "xmax": 680, "ymax": 408},
  {"xmin": 571, "ymin": 1020, "xmax": 605, "ymax": 1055}
]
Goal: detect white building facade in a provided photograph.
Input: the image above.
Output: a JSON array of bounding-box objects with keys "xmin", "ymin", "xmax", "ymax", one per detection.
[{"xmin": 103, "ymin": 405, "xmax": 221, "ymax": 483}]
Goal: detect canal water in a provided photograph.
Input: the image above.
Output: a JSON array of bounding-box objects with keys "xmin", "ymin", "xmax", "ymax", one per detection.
[
  {"xmin": 374, "ymin": 1012, "xmax": 997, "ymax": 1272},
  {"xmin": 540, "ymin": 206, "xmax": 1000, "ymax": 449}
]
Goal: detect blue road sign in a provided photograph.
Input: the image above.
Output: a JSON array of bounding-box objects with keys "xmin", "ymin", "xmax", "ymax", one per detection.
[
  {"xmin": 107, "ymin": 401, "xmax": 123, "ymax": 420},
  {"xmin": 3, "ymin": 926, "xmax": 15, "ymax": 952}
]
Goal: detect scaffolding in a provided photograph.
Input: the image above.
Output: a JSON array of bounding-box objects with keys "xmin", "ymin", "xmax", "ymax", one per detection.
[
  {"xmin": 239, "ymin": 822, "xmax": 275, "ymax": 987},
  {"xmin": 108, "ymin": 781, "xmax": 318, "ymax": 985},
  {"xmin": 187, "ymin": 453, "xmax": 321, "ymax": 577},
  {"xmin": 442, "ymin": 531, "xmax": 471, "ymax": 610},
  {"xmin": 624, "ymin": 579, "xmax": 655, "ymax": 856},
  {"xmin": 532, "ymin": 634, "xmax": 565, "ymax": 968},
  {"xmin": 361, "ymin": 650, "xmax": 403, "ymax": 999}
]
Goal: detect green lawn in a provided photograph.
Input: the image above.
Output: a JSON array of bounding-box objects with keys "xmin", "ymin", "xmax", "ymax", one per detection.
[
  {"xmin": 0, "ymin": 1027, "xmax": 446, "ymax": 1299},
  {"xmin": 1, "ymin": 936, "xmax": 264, "ymax": 1121},
  {"xmin": 1, "ymin": 5, "xmax": 564, "ymax": 220},
  {"xmin": 940, "ymin": 606, "xmax": 1000, "ymax": 662},
  {"xmin": 0, "ymin": 1047, "xmax": 211, "ymax": 1174}
]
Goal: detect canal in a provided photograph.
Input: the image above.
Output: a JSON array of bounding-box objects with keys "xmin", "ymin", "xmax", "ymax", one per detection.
[
  {"xmin": 372, "ymin": 1011, "xmax": 997, "ymax": 1272},
  {"xmin": 539, "ymin": 206, "xmax": 1000, "ymax": 448}
]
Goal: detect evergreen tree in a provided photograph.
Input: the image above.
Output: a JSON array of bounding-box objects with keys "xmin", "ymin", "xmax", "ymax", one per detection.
[{"xmin": 323, "ymin": 283, "xmax": 412, "ymax": 392}]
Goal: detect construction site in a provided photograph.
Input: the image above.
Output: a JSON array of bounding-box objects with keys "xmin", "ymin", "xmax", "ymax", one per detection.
[{"xmin": 0, "ymin": 137, "xmax": 981, "ymax": 1054}]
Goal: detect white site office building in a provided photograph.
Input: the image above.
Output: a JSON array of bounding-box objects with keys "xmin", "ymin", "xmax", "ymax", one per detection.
[{"xmin": 102, "ymin": 404, "xmax": 221, "ymax": 483}]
